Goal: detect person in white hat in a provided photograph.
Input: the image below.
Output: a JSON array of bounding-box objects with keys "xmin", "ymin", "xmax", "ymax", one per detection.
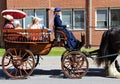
[
  {"xmin": 28, "ymin": 16, "xmax": 43, "ymax": 40},
  {"xmin": 3, "ymin": 14, "xmax": 15, "ymax": 29},
  {"xmin": 14, "ymin": 20, "xmax": 22, "ymax": 29},
  {"xmin": 29, "ymin": 16, "xmax": 42, "ymax": 29}
]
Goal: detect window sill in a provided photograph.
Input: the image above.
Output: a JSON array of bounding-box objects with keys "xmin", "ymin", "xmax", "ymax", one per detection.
[
  {"xmin": 69, "ymin": 29, "xmax": 85, "ymax": 31},
  {"xmin": 95, "ymin": 28, "xmax": 108, "ymax": 31}
]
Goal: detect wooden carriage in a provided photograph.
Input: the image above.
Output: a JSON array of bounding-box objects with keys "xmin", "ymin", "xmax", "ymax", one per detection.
[{"xmin": 2, "ymin": 29, "xmax": 89, "ymax": 79}]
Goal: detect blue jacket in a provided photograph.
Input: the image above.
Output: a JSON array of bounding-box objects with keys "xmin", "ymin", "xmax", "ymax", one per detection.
[
  {"xmin": 54, "ymin": 15, "xmax": 66, "ymax": 29},
  {"xmin": 54, "ymin": 14, "xmax": 78, "ymax": 50}
]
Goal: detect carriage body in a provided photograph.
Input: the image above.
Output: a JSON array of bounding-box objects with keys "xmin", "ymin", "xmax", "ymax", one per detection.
[
  {"xmin": 3, "ymin": 29, "xmax": 52, "ymax": 55},
  {"xmin": 2, "ymin": 29, "xmax": 88, "ymax": 79}
]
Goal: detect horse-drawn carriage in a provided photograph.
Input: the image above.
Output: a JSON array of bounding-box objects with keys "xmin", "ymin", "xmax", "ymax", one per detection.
[
  {"xmin": 1, "ymin": 9, "xmax": 120, "ymax": 79},
  {"xmin": 2, "ymin": 28, "xmax": 89, "ymax": 79}
]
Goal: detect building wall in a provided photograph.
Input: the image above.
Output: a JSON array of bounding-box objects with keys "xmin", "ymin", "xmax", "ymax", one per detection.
[
  {"xmin": 51, "ymin": 0, "xmax": 85, "ymax": 8},
  {"xmin": 0, "ymin": 0, "xmax": 6, "ymax": 47},
  {"xmin": 0, "ymin": 0, "xmax": 120, "ymax": 47},
  {"xmin": 91, "ymin": 0, "xmax": 120, "ymax": 46},
  {"xmin": 7, "ymin": 0, "xmax": 50, "ymax": 9}
]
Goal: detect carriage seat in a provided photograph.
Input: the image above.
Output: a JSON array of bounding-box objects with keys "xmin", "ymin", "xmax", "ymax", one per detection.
[{"xmin": 54, "ymin": 27, "xmax": 67, "ymax": 42}]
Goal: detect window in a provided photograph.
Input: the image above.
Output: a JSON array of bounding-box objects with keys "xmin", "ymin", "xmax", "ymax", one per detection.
[
  {"xmin": 74, "ymin": 10, "xmax": 85, "ymax": 29},
  {"xmin": 111, "ymin": 9, "xmax": 120, "ymax": 27},
  {"xmin": 62, "ymin": 10, "xmax": 72, "ymax": 29},
  {"xmin": 62, "ymin": 9, "xmax": 85, "ymax": 30},
  {"xmin": 35, "ymin": 10, "xmax": 46, "ymax": 27},
  {"xmin": 23, "ymin": 10, "xmax": 34, "ymax": 28},
  {"xmin": 96, "ymin": 9, "xmax": 108, "ymax": 29},
  {"xmin": 22, "ymin": 9, "xmax": 47, "ymax": 29}
]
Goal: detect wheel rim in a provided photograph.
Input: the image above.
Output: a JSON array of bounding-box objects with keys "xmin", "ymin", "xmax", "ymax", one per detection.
[
  {"xmin": 61, "ymin": 50, "xmax": 70, "ymax": 62},
  {"xmin": 34, "ymin": 55, "xmax": 39, "ymax": 68},
  {"xmin": 61, "ymin": 51, "xmax": 89, "ymax": 78},
  {"xmin": 2, "ymin": 48, "xmax": 35, "ymax": 79}
]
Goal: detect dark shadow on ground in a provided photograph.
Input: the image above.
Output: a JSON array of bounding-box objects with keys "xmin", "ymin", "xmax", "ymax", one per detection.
[
  {"xmin": 0, "ymin": 69, "xmax": 10, "ymax": 79},
  {"xmin": 0, "ymin": 68, "xmax": 107, "ymax": 79},
  {"xmin": 32, "ymin": 68, "xmax": 107, "ymax": 79},
  {"xmin": 86, "ymin": 68, "xmax": 106, "ymax": 77}
]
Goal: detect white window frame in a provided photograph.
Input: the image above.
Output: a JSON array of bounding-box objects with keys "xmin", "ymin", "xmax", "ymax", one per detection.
[
  {"xmin": 73, "ymin": 9, "xmax": 85, "ymax": 30},
  {"xmin": 95, "ymin": 8, "xmax": 108, "ymax": 30},
  {"xmin": 62, "ymin": 9, "xmax": 72, "ymax": 30},
  {"xmin": 62, "ymin": 9, "xmax": 85, "ymax": 30},
  {"xmin": 35, "ymin": 9, "xmax": 47, "ymax": 27},
  {"xmin": 110, "ymin": 8, "xmax": 120, "ymax": 28},
  {"xmin": 22, "ymin": 9, "xmax": 47, "ymax": 29}
]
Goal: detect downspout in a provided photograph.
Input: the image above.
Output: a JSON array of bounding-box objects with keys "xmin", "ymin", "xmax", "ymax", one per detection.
[
  {"xmin": 89, "ymin": 0, "xmax": 92, "ymax": 47},
  {"xmin": 85, "ymin": 0, "xmax": 92, "ymax": 48},
  {"xmin": 85, "ymin": 0, "xmax": 90, "ymax": 48}
]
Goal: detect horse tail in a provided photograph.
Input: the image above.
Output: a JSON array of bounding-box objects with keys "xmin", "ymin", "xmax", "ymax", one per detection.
[{"xmin": 96, "ymin": 30, "xmax": 110, "ymax": 66}]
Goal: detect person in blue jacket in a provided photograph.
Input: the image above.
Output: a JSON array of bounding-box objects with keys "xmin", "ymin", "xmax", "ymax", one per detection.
[{"xmin": 54, "ymin": 7, "xmax": 83, "ymax": 50}]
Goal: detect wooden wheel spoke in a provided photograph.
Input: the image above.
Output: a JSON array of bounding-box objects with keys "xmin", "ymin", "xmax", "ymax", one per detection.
[
  {"xmin": 13, "ymin": 48, "xmax": 18, "ymax": 57},
  {"xmin": 5, "ymin": 64, "xmax": 14, "ymax": 69},
  {"xmin": 22, "ymin": 52, "xmax": 28, "ymax": 59},
  {"xmin": 19, "ymin": 69, "xmax": 23, "ymax": 77},
  {"xmin": 15, "ymin": 68, "xmax": 19, "ymax": 76},
  {"xmin": 25, "ymin": 60, "xmax": 33, "ymax": 68},
  {"xmin": 18, "ymin": 49, "xmax": 22, "ymax": 57},
  {"xmin": 4, "ymin": 56, "xmax": 11, "ymax": 59},
  {"xmin": 8, "ymin": 51, "xmax": 14, "ymax": 57},
  {"xmin": 9, "ymin": 69, "xmax": 15, "ymax": 75},
  {"xmin": 22, "ymin": 69, "xmax": 29, "ymax": 75}
]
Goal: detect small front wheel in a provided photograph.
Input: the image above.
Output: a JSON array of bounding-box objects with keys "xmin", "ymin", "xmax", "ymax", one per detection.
[
  {"xmin": 2, "ymin": 48, "xmax": 35, "ymax": 79},
  {"xmin": 61, "ymin": 51, "xmax": 89, "ymax": 78}
]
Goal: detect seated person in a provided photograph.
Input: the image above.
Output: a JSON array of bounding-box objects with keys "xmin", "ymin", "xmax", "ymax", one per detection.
[
  {"xmin": 29, "ymin": 16, "xmax": 41, "ymax": 29},
  {"xmin": 54, "ymin": 7, "xmax": 84, "ymax": 50},
  {"xmin": 14, "ymin": 20, "xmax": 22, "ymax": 29},
  {"xmin": 3, "ymin": 14, "xmax": 15, "ymax": 29}
]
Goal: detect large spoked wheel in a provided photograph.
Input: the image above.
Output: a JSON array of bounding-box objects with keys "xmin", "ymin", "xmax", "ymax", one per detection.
[
  {"xmin": 2, "ymin": 48, "xmax": 35, "ymax": 79},
  {"xmin": 61, "ymin": 51, "xmax": 89, "ymax": 78}
]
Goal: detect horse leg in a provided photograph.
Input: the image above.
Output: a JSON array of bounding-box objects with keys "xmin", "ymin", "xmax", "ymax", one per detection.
[
  {"xmin": 104, "ymin": 60, "xmax": 110, "ymax": 76},
  {"xmin": 107, "ymin": 58, "xmax": 120, "ymax": 78}
]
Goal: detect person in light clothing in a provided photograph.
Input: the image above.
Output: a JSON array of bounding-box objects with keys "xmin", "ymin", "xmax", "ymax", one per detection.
[
  {"xmin": 29, "ymin": 17, "xmax": 42, "ymax": 29},
  {"xmin": 3, "ymin": 14, "xmax": 15, "ymax": 29},
  {"xmin": 14, "ymin": 20, "xmax": 22, "ymax": 29}
]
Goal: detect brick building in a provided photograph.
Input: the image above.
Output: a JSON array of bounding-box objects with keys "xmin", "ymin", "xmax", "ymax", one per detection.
[{"xmin": 0, "ymin": 0, "xmax": 120, "ymax": 47}]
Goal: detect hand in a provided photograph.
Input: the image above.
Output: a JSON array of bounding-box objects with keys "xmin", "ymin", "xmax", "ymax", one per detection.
[{"xmin": 66, "ymin": 25, "xmax": 70, "ymax": 28}]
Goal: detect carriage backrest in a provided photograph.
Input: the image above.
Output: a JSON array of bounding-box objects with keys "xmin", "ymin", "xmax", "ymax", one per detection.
[
  {"xmin": 2, "ymin": 29, "xmax": 50, "ymax": 43},
  {"xmin": 53, "ymin": 26, "xmax": 67, "ymax": 41}
]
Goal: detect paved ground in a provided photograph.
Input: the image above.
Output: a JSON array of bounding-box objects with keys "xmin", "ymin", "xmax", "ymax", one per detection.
[{"xmin": 0, "ymin": 56, "xmax": 119, "ymax": 84}]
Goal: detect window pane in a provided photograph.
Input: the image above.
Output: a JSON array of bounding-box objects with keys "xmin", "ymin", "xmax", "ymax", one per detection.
[
  {"xmin": 97, "ymin": 10, "xmax": 107, "ymax": 28},
  {"xmin": 35, "ymin": 10, "xmax": 46, "ymax": 27},
  {"xmin": 111, "ymin": 9, "xmax": 120, "ymax": 27},
  {"xmin": 74, "ymin": 10, "xmax": 84, "ymax": 29},
  {"xmin": 23, "ymin": 10, "xmax": 34, "ymax": 28},
  {"xmin": 62, "ymin": 10, "xmax": 72, "ymax": 29}
]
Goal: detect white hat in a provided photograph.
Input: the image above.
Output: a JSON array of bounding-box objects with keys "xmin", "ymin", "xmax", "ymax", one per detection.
[
  {"xmin": 3, "ymin": 14, "xmax": 14, "ymax": 21},
  {"xmin": 32, "ymin": 16, "xmax": 43, "ymax": 21}
]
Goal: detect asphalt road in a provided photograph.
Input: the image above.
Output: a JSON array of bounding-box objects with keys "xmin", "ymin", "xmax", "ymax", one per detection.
[{"xmin": 0, "ymin": 56, "xmax": 119, "ymax": 84}]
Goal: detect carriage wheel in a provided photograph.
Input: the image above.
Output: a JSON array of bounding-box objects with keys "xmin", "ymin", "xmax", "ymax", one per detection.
[
  {"xmin": 2, "ymin": 48, "xmax": 35, "ymax": 79},
  {"xmin": 61, "ymin": 51, "xmax": 89, "ymax": 78}
]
